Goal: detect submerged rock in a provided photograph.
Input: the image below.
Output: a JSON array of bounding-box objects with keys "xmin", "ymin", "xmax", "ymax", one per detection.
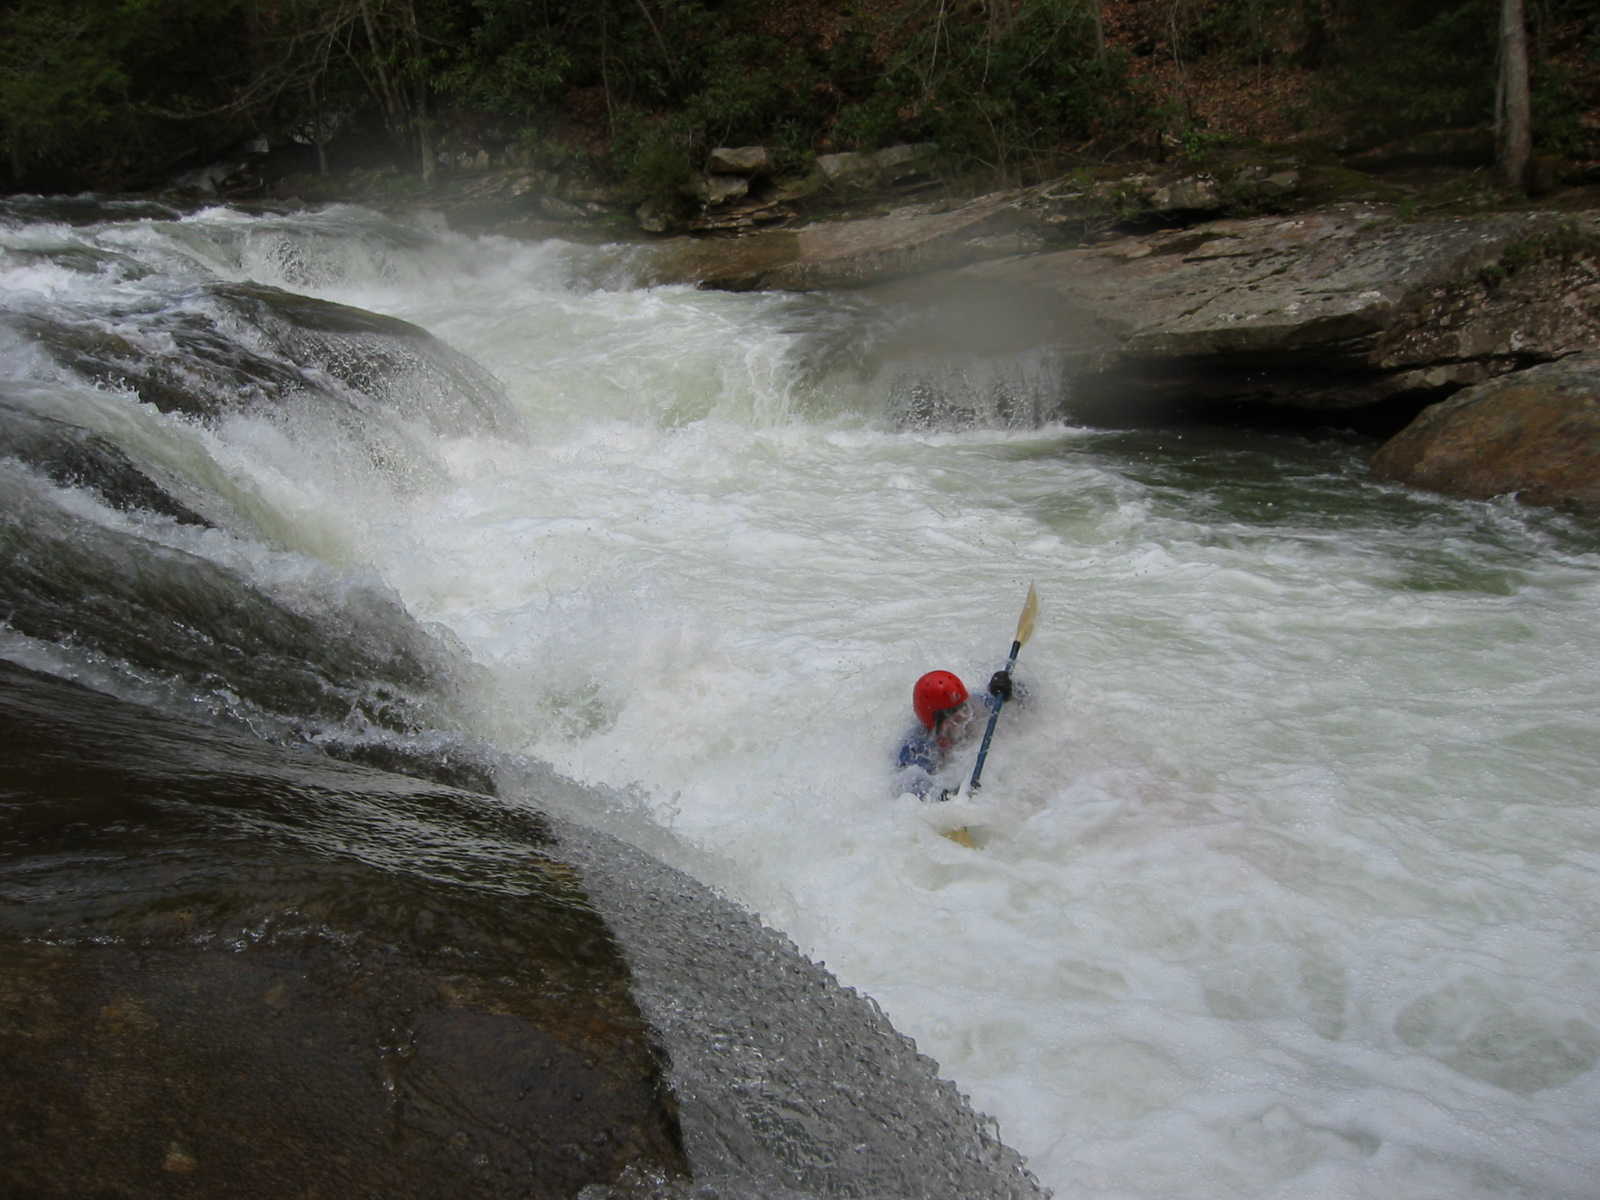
[
  {"xmin": 0, "ymin": 475, "xmax": 475, "ymax": 773},
  {"xmin": 0, "ymin": 400, "xmax": 210, "ymax": 525},
  {"xmin": 11, "ymin": 283, "xmax": 509, "ymax": 435},
  {"xmin": 1370, "ymin": 352, "xmax": 1600, "ymax": 511}
]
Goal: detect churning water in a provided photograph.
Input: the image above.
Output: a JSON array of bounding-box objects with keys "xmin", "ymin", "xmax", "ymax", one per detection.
[{"xmin": 3, "ymin": 196, "xmax": 1599, "ymax": 1199}]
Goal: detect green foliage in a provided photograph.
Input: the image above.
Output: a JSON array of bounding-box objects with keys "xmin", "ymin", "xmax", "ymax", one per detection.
[
  {"xmin": 832, "ymin": 93, "xmax": 909, "ymax": 155},
  {"xmin": 681, "ymin": 34, "xmax": 821, "ymax": 152},
  {"xmin": 0, "ymin": 0, "xmax": 256, "ymax": 186},
  {"xmin": 0, "ymin": 1, "xmax": 129, "ymax": 173},
  {"xmin": 4, "ymin": 0, "xmax": 1598, "ymax": 197},
  {"xmin": 1476, "ymin": 220, "xmax": 1600, "ymax": 289},
  {"xmin": 1177, "ymin": 124, "xmax": 1235, "ymax": 159},
  {"xmin": 871, "ymin": 0, "xmax": 1139, "ymax": 180},
  {"xmin": 1530, "ymin": 60, "xmax": 1597, "ymax": 158},
  {"xmin": 439, "ymin": 35, "xmax": 572, "ymax": 119},
  {"xmin": 819, "ymin": 0, "xmax": 1145, "ymax": 180},
  {"xmin": 611, "ymin": 110, "xmax": 696, "ymax": 210},
  {"xmin": 1321, "ymin": 0, "xmax": 1498, "ymax": 142},
  {"xmin": 1498, "ymin": 220, "xmax": 1600, "ymax": 275}
]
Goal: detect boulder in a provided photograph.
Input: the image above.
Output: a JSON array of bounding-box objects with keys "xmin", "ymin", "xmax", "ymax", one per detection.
[
  {"xmin": 0, "ymin": 663, "xmax": 684, "ymax": 1200},
  {"xmin": 688, "ymin": 200, "xmax": 797, "ymax": 235},
  {"xmin": 1370, "ymin": 352, "xmax": 1600, "ymax": 510},
  {"xmin": 706, "ymin": 145, "xmax": 771, "ymax": 176},
  {"xmin": 1148, "ymin": 173, "xmax": 1223, "ymax": 212},
  {"xmin": 816, "ymin": 150, "xmax": 880, "ymax": 189},
  {"xmin": 698, "ymin": 172, "xmax": 750, "ymax": 207},
  {"xmin": 815, "ymin": 144, "xmax": 940, "ymax": 192},
  {"xmin": 946, "ymin": 208, "xmax": 1599, "ymax": 372},
  {"xmin": 1006, "ymin": 161, "xmax": 1300, "ymax": 238},
  {"xmin": 642, "ymin": 163, "xmax": 1595, "ymax": 427},
  {"xmin": 872, "ymin": 142, "xmax": 940, "ymax": 183},
  {"xmin": 170, "ymin": 135, "xmax": 271, "ymax": 198},
  {"xmin": 636, "ymin": 197, "xmax": 679, "ymax": 234}
]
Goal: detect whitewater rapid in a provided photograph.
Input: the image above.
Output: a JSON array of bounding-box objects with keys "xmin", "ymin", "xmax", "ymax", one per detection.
[{"xmin": 4, "ymin": 200, "xmax": 1599, "ymax": 1199}]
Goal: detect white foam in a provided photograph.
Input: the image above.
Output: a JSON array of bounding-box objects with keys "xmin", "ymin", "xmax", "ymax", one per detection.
[{"xmin": 8, "ymin": 203, "xmax": 1600, "ymax": 1200}]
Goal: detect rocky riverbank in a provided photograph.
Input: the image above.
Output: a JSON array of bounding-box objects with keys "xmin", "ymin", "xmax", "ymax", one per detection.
[
  {"xmin": 243, "ymin": 146, "xmax": 1600, "ymax": 511},
  {"xmin": 626, "ymin": 157, "xmax": 1600, "ymax": 513}
]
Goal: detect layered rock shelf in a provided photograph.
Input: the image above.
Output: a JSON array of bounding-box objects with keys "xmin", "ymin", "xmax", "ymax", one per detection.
[{"xmin": 641, "ymin": 179, "xmax": 1600, "ymax": 511}]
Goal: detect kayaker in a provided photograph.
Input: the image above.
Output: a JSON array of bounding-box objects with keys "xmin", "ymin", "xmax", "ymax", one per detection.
[{"xmin": 894, "ymin": 667, "xmax": 1018, "ymax": 800}]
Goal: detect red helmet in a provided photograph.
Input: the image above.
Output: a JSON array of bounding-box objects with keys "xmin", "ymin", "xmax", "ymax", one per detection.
[{"xmin": 913, "ymin": 670, "xmax": 968, "ymax": 729}]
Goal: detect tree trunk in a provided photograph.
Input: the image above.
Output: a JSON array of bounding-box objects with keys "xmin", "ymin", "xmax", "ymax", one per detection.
[
  {"xmin": 309, "ymin": 81, "xmax": 328, "ymax": 175},
  {"xmin": 1497, "ymin": 0, "xmax": 1532, "ymax": 191},
  {"xmin": 356, "ymin": 0, "xmax": 404, "ymax": 140},
  {"xmin": 399, "ymin": 0, "xmax": 434, "ymax": 184},
  {"xmin": 414, "ymin": 83, "xmax": 434, "ymax": 184}
]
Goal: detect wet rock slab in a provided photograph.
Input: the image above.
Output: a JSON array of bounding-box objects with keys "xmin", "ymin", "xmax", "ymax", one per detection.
[{"xmin": 0, "ymin": 661, "xmax": 686, "ymax": 1200}]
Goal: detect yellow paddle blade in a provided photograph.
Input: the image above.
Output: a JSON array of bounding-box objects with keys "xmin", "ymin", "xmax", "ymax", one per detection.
[{"xmin": 1015, "ymin": 583, "xmax": 1039, "ymax": 647}]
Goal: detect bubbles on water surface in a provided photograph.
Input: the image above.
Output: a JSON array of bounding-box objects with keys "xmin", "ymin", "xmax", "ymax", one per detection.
[{"xmin": 1396, "ymin": 977, "xmax": 1600, "ymax": 1095}]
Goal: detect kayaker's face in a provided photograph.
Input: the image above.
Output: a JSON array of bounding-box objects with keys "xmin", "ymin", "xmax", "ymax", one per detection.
[{"xmin": 936, "ymin": 701, "xmax": 973, "ymax": 745}]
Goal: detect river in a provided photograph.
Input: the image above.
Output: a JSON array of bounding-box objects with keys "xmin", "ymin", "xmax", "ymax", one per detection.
[{"xmin": 3, "ymin": 196, "xmax": 1598, "ymax": 1199}]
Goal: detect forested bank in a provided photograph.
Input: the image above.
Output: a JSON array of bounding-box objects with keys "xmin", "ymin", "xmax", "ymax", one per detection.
[{"xmin": 2, "ymin": 0, "xmax": 1598, "ymax": 206}]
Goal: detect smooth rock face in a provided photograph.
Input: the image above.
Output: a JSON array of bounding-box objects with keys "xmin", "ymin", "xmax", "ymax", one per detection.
[
  {"xmin": 1370, "ymin": 352, "xmax": 1600, "ymax": 510},
  {"xmin": 950, "ymin": 208, "xmax": 1600, "ymax": 379},
  {"xmin": 0, "ymin": 662, "xmax": 686, "ymax": 1200}
]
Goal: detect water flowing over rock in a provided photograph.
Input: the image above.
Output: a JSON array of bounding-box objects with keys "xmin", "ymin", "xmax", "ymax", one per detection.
[
  {"xmin": 0, "ymin": 663, "xmax": 1049, "ymax": 1200},
  {"xmin": 5, "ymin": 187, "xmax": 1599, "ymax": 1200},
  {"xmin": 11, "ymin": 283, "xmax": 510, "ymax": 437},
  {"xmin": 0, "ymin": 399, "xmax": 210, "ymax": 526},
  {"xmin": 0, "ymin": 461, "xmax": 479, "ymax": 783},
  {"xmin": 1370, "ymin": 352, "xmax": 1600, "ymax": 510}
]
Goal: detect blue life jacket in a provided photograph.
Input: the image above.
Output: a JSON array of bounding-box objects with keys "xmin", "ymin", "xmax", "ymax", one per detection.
[{"xmin": 893, "ymin": 690, "xmax": 1006, "ymax": 799}]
